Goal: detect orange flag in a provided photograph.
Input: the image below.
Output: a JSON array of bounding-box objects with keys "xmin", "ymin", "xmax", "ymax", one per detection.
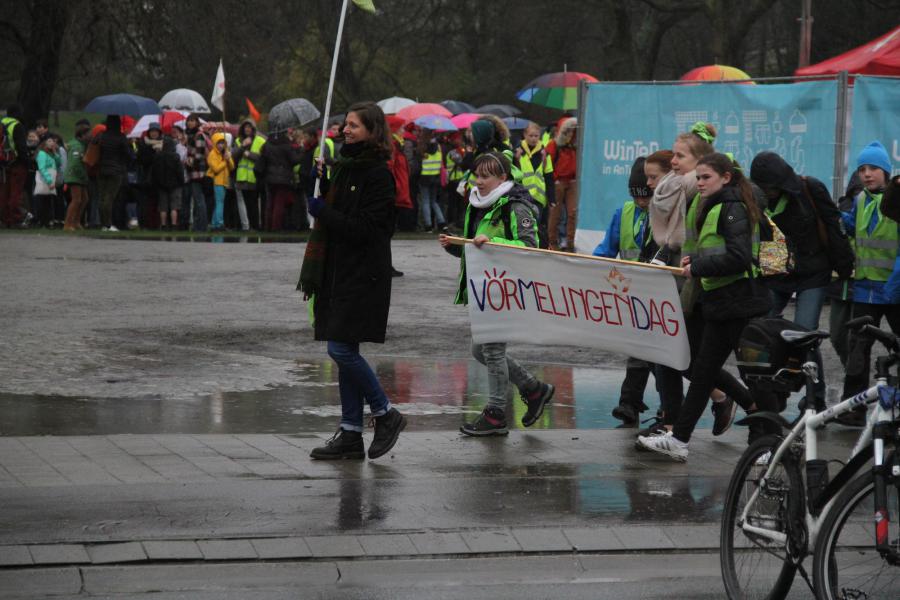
[{"xmin": 245, "ymin": 97, "xmax": 261, "ymax": 122}]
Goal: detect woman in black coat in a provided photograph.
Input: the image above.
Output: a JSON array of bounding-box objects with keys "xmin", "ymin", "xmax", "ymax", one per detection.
[{"xmin": 299, "ymin": 102, "xmax": 406, "ymax": 461}]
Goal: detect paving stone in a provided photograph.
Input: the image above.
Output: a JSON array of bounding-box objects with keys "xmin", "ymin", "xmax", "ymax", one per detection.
[
  {"xmin": 250, "ymin": 537, "xmax": 312, "ymax": 559},
  {"xmin": 28, "ymin": 544, "xmax": 90, "ymax": 565},
  {"xmin": 87, "ymin": 541, "xmax": 148, "ymax": 564},
  {"xmin": 461, "ymin": 530, "xmax": 522, "ymax": 553},
  {"xmin": 611, "ymin": 526, "xmax": 676, "ymax": 550},
  {"xmin": 304, "ymin": 535, "xmax": 365, "ymax": 558},
  {"xmin": 562, "ymin": 527, "xmax": 626, "ymax": 551},
  {"xmin": 142, "ymin": 540, "xmax": 203, "ymax": 561},
  {"xmin": 408, "ymin": 532, "xmax": 470, "ymax": 555},
  {"xmin": 0, "ymin": 567, "xmax": 83, "ymax": 596},
  {"xmin": 511, "ymin": 527, "xmax": 574, "ymax": 552},
  {"xmin": 197, "ymin": 539, "xmax": 258, "ymax": 560},
  {"xmin": 662, "ymin": 525, "xmax": 721, "ymax": 549},
  {"xmin": 357, "ymin": 534, "xmax": 418, "ymax": 556},
  {"xmin": 0, "ymin": 545, "xmax": 33, "ymax": 566}
]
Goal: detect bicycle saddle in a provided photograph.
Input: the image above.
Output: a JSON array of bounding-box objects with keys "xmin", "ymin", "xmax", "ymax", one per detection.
[{"xmin": 780, "ymin": 329, "xmax": 830, "ymax": 346}]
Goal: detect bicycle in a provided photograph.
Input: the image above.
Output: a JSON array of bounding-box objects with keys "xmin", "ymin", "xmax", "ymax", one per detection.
[{"xmin": 719, "ymin": 316, "xmax": 900, "ymax": 600}]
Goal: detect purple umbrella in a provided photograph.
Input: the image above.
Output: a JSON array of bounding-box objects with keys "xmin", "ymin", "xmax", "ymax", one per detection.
[{"xmin": 414, "ymin": 114, "xmax": 458, "ymax": 131}]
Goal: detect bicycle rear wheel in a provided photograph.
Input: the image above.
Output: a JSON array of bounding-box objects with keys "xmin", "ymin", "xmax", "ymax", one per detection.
[
  {"xmin": 813, "ymin": 465, "xmax": 900, "ymax": 600},
  {"xmin": 721, "ymin": 434, "xmax": 803, "ymax": 599}
]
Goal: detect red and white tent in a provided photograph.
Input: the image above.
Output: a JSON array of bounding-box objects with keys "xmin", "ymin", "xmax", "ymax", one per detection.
[{"xmin": 796, "ymin": 25, "xmax": 900, "ymax": 80}]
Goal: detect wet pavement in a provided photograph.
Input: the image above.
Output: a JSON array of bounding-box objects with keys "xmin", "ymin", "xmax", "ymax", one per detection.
[{"xmin": 0, "ymin": 234, "xmax": 856, "ymax": 597}]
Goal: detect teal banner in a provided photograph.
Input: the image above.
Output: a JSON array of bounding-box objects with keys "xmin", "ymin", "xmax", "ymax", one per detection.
[
  {"xmin": 578, "ymin": 80, "xmax": 839, "ymax": 248},
  {"xmin": 849, "ymin": 76, "xmax": 900, "ymax": 179}
]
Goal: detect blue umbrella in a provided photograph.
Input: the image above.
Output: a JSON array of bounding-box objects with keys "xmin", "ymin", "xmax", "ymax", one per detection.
[
  {"xmin": 85, "ymin": 93, "xmax": 160, "ymax": 117},
  {"xmin": 414, "ymin": 114, "xmax": 457, "ymax": 131},
  {"xmin": 503, "ymin": 117, "xmax": 532, "ymax": 130}
]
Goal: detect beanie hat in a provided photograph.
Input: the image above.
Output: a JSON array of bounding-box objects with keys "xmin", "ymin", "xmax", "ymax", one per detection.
[
  {"xmin": 856, "ymin": 141, "xmax": 892, "ymax": 176},
  {"xmin": 385, "ymin": 115, "xmax": 406, "ymax": 133},
  {"xmin": 628, "ymin": 157, "xmax": 651, "ymax": 199},
  {"xmin": 470, "ymin": 119, "xmax": 495, "ymax": 147}
]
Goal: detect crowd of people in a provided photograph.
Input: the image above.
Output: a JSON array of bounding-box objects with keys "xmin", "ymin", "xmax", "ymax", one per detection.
[{"xmin": 0, "ymin": 104, "xmax": 581, "ymax": 250}]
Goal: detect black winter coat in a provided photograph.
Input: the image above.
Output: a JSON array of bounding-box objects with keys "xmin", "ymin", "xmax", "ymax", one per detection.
[
  {"xmin": 152, "ymin": 139, "xmax": 184, "ymax": 191},
  {"xmin": 750, "ymin": 152, "xmax": 854, "ymax": 291},
  {"xmin": 255, "ymin": 136, "xmax": 303, "ymax": 186},
  {"xmin": 313, "ymin": 156, "xmax": 396, "ymax": 343},
  {"xmin": 98, "ymin": 130, "xmax": 135, "ymax": 177},
  {"xmin": 691, "ymin": 186, "xmax": 771, "ymax": 321}
]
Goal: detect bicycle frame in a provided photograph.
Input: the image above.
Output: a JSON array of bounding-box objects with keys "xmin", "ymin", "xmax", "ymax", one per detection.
[{"xmin": 738, "ymin": 378, "xmax": 887, "ymax": 547}]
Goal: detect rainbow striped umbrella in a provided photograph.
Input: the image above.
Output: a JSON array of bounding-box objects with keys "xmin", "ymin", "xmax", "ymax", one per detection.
[
  {"xmin": 516, "ymin": 71, "xmax": 599, "ymax": 111},
  {"xmin": 680, "ymin": 65, "xmax": 755, "ymax": 84}
]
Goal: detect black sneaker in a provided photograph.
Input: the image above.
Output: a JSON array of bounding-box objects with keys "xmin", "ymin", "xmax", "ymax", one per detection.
[
  {"xmin": 368, "ymin": 408, "xmax": 407, "ymax": 459},
  {"xmin": 711, "ymin": 396, "xmax": 737, "ymax": 436},
  {"xmin": 391, "ymin": 266, "xmax": 404, "ymax": 277},
  {"xmin": 310, "ymin": 429, "xmax": 365, "ymax": 460},
  {"xmin": 612, "ymin": 403, "xmax": 639, "ymax": 426},
  {"xmin": 636, "ymin": 414, "xmax": 667, "ymax": 438},
  {"xmin": 461, "ymin": 407, "xmax": 509, "ymax": 436},
  {"xmin": 834, "ymin": 406, "xmax": 867, "ymax": 427},
  {"xmin": 522, "ymin": 382, "xmax": 554, "ymax": 427}
]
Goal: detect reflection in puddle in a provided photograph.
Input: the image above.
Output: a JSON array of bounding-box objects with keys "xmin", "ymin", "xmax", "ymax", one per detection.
[{"xmin": 0, "ymin": 357, "xmax": 716, "ymax": 435}]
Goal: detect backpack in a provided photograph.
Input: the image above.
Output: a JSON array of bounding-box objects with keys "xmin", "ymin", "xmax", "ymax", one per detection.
[
  {"xmin": 82, "ymin": 134, "xmax": 101, "ymax": 176},
  {"xmin": 800, "ymin": 177, "xmax": 855, "ymax": 279},
  {"xmin": 736, "ymin": 317, "xmax": 808, "ymax": 392},
  {"xmin": 0, "ymin": 122, "xmax": 12, "ymax": 164}
]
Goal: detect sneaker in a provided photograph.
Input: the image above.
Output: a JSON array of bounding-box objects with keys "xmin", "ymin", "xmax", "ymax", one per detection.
[
  {"xmin": 612, "ymin": 403, "xmax": 639, "ymax": 426},
  {"xmin": 635, "ymin": 431, "xmax": 689, "ymax": 462},
  {"xmin": 461, "ymin": 407, "xmax": 509, "ymax": 436},
  {"xmin": 310, "ymin": 428, "xmax": 365, "ymax": 460},
  {"xmin": 108, "ymin": 225, "xmax": 120, "ymax": 232},
  {"xmin": 522, "ymin": 382, "xmax": 554, "ymax": 427},
  {"xmin": 391, "ymin": 266, "xmax": 404, "ymax": 277},
  {"xmin": 368, "ymin": 408, "xmax": 407, "ymax": 459},
  {"xmin": 711, "ymin": 396, "xmax": 737, "ymax": 436},
  {"xmin": 636, "ymin": 414, "xmax": 667, "ymax": 437},
  {"xmin": 755, "ymin": 450, "xmax": 772, "ymax": 466}
]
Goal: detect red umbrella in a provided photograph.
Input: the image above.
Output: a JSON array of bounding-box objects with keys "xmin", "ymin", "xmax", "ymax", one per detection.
[
  {"xmin": 795, "ymin": 25, "xmax": 900, "ymax": 80},
  {"xmin": 160, "ymin": 110, "xmax": 190, "ymax": 134},
  {"xmin": 680, "ymin": 65, "xmax": 755, "ymax": 84},
  {"xmin": 396, "ymin": 103, "xmax": 452, "ymax": 121}
]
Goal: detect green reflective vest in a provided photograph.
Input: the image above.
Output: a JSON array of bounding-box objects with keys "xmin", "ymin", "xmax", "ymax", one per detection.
[
  {"xmin": 234, "ymin": 135, "xmax": 266, "ymax": 184},
  {"xmin": 697, "ymin": 202, "xmax": 760, "ymax": 292},
  {"xmin": 682, "ymin": 192, "xmax": 702, "ymax": 259},
  {"xmin": 854, "ymin": 191, "xmax": 899, "ymax": 282},
  {"xmin": 454, "ymin": 195, "xmax": 536, "ymax": 304},
  {"xmin": 445, "ymin": 149, "xmax": 464, "ymax": 182},
  {"xmin": 518, "ymin": 142, "xmax": 553, "ymax": 207},
  {"xmin": 1, "ymin": 117, "xmax": 20, "ymax": 159},
  {"xmin": 312, "ymin": 137, "xmax": 335, "ymax": 179},
  {"xmin": 620, "ymin": 200, "xmax": 646, "ymax": 261},
  {"xmin": 421, "ymin": 148, "xmax": 442, "ymax": 176}
]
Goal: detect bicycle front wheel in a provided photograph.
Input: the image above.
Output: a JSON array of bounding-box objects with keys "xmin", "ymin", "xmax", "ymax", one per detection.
[
  {"xmin": 812, "ymin": 467, "xmax": 900, "ymax": 600},
  {"xmin": 721, "ymin": 434, "xmax": 803, "ymax": 600}
]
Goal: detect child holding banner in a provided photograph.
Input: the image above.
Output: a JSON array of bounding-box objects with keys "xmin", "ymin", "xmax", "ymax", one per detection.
[
  {"xmin": 439, "ymin": 152, "xmax": 555, "ymax": 436},
  {"xmin": 638, "ymin": 153, "xmax": 770, "ymax": 461}
]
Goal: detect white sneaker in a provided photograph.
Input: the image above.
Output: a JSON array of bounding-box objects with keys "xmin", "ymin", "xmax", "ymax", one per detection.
[
  {"xmin": 636, "ymin": 431, "xmax": 688, "ymax": 462},
  {"xmin": 755, "ymin": 451, "xmax": 772, "ymax": 466},
  {"xmin": 127, "ymin": 218, "xmax": 138, "ymax": 230},
  {"xmin": 108, "ymin": 225, "xmax": 120, "ymax": 232}
]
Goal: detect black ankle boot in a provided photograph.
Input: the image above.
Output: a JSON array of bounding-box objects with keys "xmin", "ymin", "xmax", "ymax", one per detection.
[
  {"xmin": 368, "ymin": 408, "xmax": 406, "ymax": 459},
  {"xmin": 310, "ymin": 428, "xmax": 365, "ymax": 460}
]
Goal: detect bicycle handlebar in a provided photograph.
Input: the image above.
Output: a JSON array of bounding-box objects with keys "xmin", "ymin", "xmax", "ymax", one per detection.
[
  {"xmin": 846, "ymin": 315, "xmax": 875, "ymax": 330},
  {"xmin": 859, "ymin": 324, "xmax": 900, "ymax": 353}
]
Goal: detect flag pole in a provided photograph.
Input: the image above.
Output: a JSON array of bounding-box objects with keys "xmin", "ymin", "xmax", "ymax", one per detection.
[{"xmin": 313, "ymin": 0, "xmax": 350, "ymax": 198}]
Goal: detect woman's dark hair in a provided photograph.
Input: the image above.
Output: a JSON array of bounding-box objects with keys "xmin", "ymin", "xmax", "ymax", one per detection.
[
  {"xmin": 74, "ymin": 123, "xmax": 91, "ymax": 140},
  {"xmin": 645, "ymin": 149, "xmax": 674, "ymax": 173},
  {"xmin": 881, "ymin": 176, "xmax": 900, "ymax": 222},
  {"xmin": 345, "ymin": 101, "xmax": 392, "ymax": 160},
  {"xmin": 696, "ymin": 152, "xmax": 760, "ymax": 229},
  {"xmin": 473, "ymin": 152, "xmax": 511, "ymax": 180}
]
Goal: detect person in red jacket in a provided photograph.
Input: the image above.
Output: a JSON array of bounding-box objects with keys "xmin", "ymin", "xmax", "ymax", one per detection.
[
  {"xmin": 386, "ymin": 115, "xmax": 411, "ymax": 277},
  {"xmin": 545, "ymin": 117, "xmax": 578, "ymax": 251}
]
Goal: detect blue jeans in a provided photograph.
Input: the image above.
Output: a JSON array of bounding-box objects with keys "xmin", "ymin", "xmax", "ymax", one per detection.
[
  {"xmin": 327, "ymin": 341, "xmax": 391, "ymax": 432},
  {"xmin": 418, "ymin": 180, "xmax": 444, "ymax": 230},
  {"xmin": 212, "ymin": 185, "xmax": 225, "ymax": 229},
  {"xmin": 471, "ymin": 342, "xmax": 538, "ymax": 411},
  {"xmin": 190, "ymin": 181, "xmax": 208, "ymax": 231},
  {"xmin": 770, "ymin": 286, "xmax": 827, "ymax": 404}
]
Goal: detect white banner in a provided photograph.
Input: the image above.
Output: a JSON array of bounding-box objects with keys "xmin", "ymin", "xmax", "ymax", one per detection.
[{"xmin": 464, "ymin": 243, "xmax": 690, "ymax": 370}]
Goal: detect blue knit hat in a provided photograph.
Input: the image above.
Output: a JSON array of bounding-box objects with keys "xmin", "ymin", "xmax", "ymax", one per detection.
[{"xmin": 856, "ymin": 141, "xmax": 892, "ymax": 175}]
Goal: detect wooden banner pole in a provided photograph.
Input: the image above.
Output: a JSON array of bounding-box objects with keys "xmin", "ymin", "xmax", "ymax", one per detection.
[{"xmin": 444, "ymin": 236, "xmax": 684, "ymax": 274}]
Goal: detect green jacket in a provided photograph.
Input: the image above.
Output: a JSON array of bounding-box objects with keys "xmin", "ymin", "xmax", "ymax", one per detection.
[{"xmin": 63, "ymin": 138, "xmax": 88, "ymax": 185}]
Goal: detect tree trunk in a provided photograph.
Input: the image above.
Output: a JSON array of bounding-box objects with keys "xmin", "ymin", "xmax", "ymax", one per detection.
[{"xmin": 16, "ymin": 0, "xmax": 71, "ymax": 128}]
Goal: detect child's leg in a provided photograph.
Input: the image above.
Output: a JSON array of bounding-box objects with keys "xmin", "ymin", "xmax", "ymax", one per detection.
[{"xmin": 472, "ymin": 342, "xmax": 510, "ymax": 412}]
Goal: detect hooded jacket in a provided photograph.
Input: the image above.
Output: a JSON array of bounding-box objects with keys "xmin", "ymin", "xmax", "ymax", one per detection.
[
  {"xmin": 205, "ymin": 132, "xmax": 234, "ymax": 186},
  {"xmin": 98, "ymin": 116, "xmax": 135, "ymax": 177},
  {"xmin": 232, "ymin": 119, "xmax": 265, "ymax": 189},
  {"xmin": 750, "ymin": 151, "xmax": 854, "ymax": 291},
  {"xmin": 545, "ymin": 117, "xmax": 577, "ymax": 181},
  {"xmin": 254, "ymin": 132, "xmax": 303, "ymax": 187},
  {"xmin": 152, "ymin": 137, "xmax": 185, "ymax": 191}
]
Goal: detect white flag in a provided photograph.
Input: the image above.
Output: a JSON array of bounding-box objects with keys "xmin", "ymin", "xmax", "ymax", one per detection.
[{"xmin": 211, "ymin": 59, "xmax": 225, "ymax": 111}]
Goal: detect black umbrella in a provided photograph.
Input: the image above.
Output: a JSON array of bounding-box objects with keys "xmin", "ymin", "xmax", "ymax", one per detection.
[
  {"xmin": 84, "ymin": 93, "xmax": 160, "ymax": 117},
  {"xmin": 475, "ymin": 104, "xmax": 522, "ymax": 118},
  {"xmin": 269, "ymin": 98, "xmax": 321, "ymax": 131},
  {"xmin": 439, "ymin": 100, "xmax": 476, "ymax": 115}
]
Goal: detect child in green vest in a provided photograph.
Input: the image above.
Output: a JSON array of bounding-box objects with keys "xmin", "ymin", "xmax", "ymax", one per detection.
[
  {"xmin": 439, "ymin": 152, "xmax": 554, "ymax": 435},
  {"xmin": 840, "ymin": 141, "xmax": 899, "ymax": 420}
]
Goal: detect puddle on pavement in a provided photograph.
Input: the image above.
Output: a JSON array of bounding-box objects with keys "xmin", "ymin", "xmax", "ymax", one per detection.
[{"xmin": 0, "ymin": 357, "xmax": 721, "ymax": 436}]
